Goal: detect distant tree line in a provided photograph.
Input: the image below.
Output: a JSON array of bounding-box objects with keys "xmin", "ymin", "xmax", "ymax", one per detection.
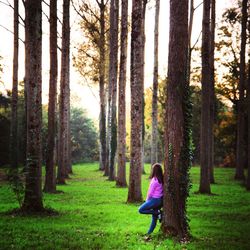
[{"xmin": 0, "ymin": 90, "xmax": 98, "ymax": 167}]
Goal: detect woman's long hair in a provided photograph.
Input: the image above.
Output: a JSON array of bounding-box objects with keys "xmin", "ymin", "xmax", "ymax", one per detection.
[{"xmin": 150, "ymin": 163, "xmax": 164, "ymax": 184}]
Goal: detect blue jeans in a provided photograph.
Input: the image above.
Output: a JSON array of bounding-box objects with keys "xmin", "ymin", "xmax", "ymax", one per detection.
[{"xmin": 138, "ymin": 197, "xmax": 163, "ymax": 234}]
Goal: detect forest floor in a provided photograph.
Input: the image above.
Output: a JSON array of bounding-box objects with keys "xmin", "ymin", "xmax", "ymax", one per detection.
[{"xmin": 0, "ymin": 163, "xmax": 250, "ymax": 250}]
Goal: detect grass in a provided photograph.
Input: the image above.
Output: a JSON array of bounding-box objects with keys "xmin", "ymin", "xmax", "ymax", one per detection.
[{"xmin": 0, "ymin": 164, "xmax": 250, "ymax": 249}]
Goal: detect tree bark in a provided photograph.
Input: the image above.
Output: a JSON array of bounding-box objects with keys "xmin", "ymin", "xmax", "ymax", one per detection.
[
  {"xmin": 161, "ymin": 0, "xmax": 190, "ymax": 239},
  {"xmin": 10, "ymin": 0, "xmax": 19, "ymax": 172},
  {"xmin": 127, "ymin": 0, "xmax": 143, "ymax": 203},
  {"xmin": 199, "ymin": 0, "xmax": 211, "ymax": 194},
  {"xmin": 235, "ymin": 0, "xmax": 247, "ymax": 180},
  {"xmin": 246, "ymin": 16, "xmax": 250, "ymax": 190},
  {"xmin": 22, "ymin": 0, "xmax": 44, "ymax": 212},
  {"xmin": 67, "ymin": 103, "xmax": 72, "ymax": 175},
  {"xmin": 116, "ymin": 0, "xmax": 128, "ymax": 187},
  {"xmin": 97, "ymin": 0, "xmax": 107, "ymax": 172},
  {"xmin": 44, "ymin": 0, "xmax": 58, "ymax": 193},
  {"xmin": 209, "ymin": 0, "xmax": 216, "ymax": 184},
  {"xmin": 108, "ymin": 0, "xmax": 119, "ymax": 181},
  {"xmin": 141, "ymin": 0, "xmax": 147, "ymax": 175},
  {"xmin": 150, "ymin": 0, "xmax": 160, "ymax": 165},
  {"xmin": 58, "ymin": 0, "xmax": 70, "ymax": 184}
]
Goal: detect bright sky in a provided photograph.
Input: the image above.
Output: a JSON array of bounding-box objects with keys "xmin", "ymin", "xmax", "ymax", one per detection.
[{"xmin": 0, "ymin": 0, "xmax": 230, "ymax": 121}]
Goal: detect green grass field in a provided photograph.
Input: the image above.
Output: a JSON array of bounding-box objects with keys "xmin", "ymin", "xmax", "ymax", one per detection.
[{"xmin": 0, "ymin": 164, "xmax": 250, "ymax": 250}]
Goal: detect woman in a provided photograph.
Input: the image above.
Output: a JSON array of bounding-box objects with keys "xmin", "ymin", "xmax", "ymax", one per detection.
[{"xmin": 138, "ymin": 163, "xmax": 164, "ymax": 235}]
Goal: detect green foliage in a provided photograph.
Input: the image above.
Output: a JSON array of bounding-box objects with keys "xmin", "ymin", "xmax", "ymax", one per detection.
[
  {"xmin": 190, "ymin": 85, "xmax": 236, "ymax": 167},
  {"xmin": 34, "ymin": 106, "xmax": 98, "ymax": 164},
  {"xmin": 177, "ymin": 76, "xmax": 193, "ymax": 235},
  {"xmin": 7, "ymin": 168, "xmax": 24, "ymax": 208},
  {"xmin": 0, "ymin": 164, "xmax": 250, "ymax": 249},
  {"xmin": 167, "ymin": 143, "xmax": 174, "ymax": 197},
  {"xmin": 143, "ymin": 79, "xmax": 166, "ymax": 163},
  {"xmin": 0, "ymin": 92, "xmax": 11, "ymax": 166},
  {"xmin": 0, "ymin": 85, "xmax": 27, "ymax": 166},
  {"xmin": 214, "ymin": 106, "xmax": 237, "ymax": 167},
  {"xmin": 70, "ymin": 107, "xmax": 98, "ymax": 163}
]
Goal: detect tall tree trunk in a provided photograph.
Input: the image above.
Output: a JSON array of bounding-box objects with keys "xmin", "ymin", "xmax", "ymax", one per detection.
[
  {"xmin": 116, "ymin": 0, "xmax": 128, "ymax": 187},
  {"xmin": 105, "ymin": 82, "xmax": 111, "ymax": 176},
  {"xmin": 246, "ymin": 17, "xmax": 250, "ymax": 191},
  {"xmin": 67, "ymin": 105, "xmax": 72, "ymax": 174},
  {"xmin": 235, "ymin": 0, "xmax": 247, "ymax": 180},
  {"xmin": 161, "ymin": 0, "xmax": 191, "ymax": 239},
  {"xmin": 58, "ymin": 0, "xmax": 70, "ymax": 184},
  {"xmin": 44, "ymin": 0, "xmax": 58, "ymax": 193},
  {"xmin": 127, "ymin": 0, "xmax": 143, "ymax": 203},
  {"xmin": 65, "ymin": 0, "xmax": 71, "ymax": 178},
  {"xmin": 209, "ymin": 0, "xmax": 216, "ymax": 184},
  {"xmin": 98, "ymin": 0, "xmax": 107, "ymax": 172},
  {"xmin": 22, "ymin": 0, "xmax": 44, "ymax": 212},
  {"xmin": 10, "ymin": 0, "xmax": 19, "ymax": 172},
  {"xmin": 141, "ymin": 0, "xmax": 147, "ymax": 175},
  {"xmin": 199, "ymin": 0, "xmax": 211, "ymax": 194},
  {"xmin": 150, "ymin": 0, "xmax": 160, "ymax": 165},
  {"xmin": 108, "ymin": 0, "xmax": 119, "ymax": 181}
]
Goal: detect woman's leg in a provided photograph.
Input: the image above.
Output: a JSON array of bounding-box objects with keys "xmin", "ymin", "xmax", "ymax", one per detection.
[
  {"xmin": 138, "ymin": 199, "xmax": 158, "ymax": 215},
  {"xmin": 147, "ymin": 214, "xmax": 158, "ymax": 234},
  {"xmin": 146, "ymin": 199, "xmax": 163, "ymax": 234}
]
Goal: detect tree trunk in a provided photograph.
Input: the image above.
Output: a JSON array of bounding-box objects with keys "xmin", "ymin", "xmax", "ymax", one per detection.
[
  {"xmin": 58, "ymin": 0, "xmax": 70, "ymax": 184},
  {"xmin": 141, "ymin": 0, "xmax": 147, "ymax": 175},
  {"xmin": 235, "ymin": 0, "xmax": 247, "ymax": 180},
  {"xmin": 246, "ymin": 17, "xmax": 250, "ymax": 190},
  {"xmin": 116, "ymin": 0, "xmax": 128, "ymax": 187},
  {"xmin": 209, "ymin": 0, "xmax": 216, "ymax": 184},
  {"xmin": 105, "ymin": 93, "xmax": 110, "ymax": 176},
  {"xmin": 150, "ymin": 0, "xmax": 160, "ymax": 165},
  {"xmin": 127, "ymin": 0, "xmax": 143, "ymax": 203},
  {"xmin": 10, "ymin": 0, "xmax": 19, "ymax": 172},
  {"xmin": 161, "ymin": 0, "xmax": 190, "ymax": 239},
  {"xmin": 67, "ymin": 104, "xmax": 72, "ymax": 175},
  {"xmin": 22, "ymin": 0, "xmax": 44, "ymax": 212},
  {"xmin": 108, "ymin": 0, "xmax": 119, "ymax": 181},
  {"xmin": 199, "ymin": 0, "xmax": 211, "ymax": 194},
  {"xmin": 44, "ymin": 0, "xmax": 58, "ymax": 193},
  {"xmin": 98, "ymin": 0, "xmax": 107, "ymax": 172}
]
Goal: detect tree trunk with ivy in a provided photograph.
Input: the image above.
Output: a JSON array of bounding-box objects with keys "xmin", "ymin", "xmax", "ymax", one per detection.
[
  {"xmin": 57, "ymin": 0, "xmax": 70, "ymax": 184},
  {"xmin": 108, "ymin": 0, "xmax": 119, "ymax": 181},
  {"xmin": 150, "ymin": 0, "xmax": 160, "ymax": 165},
  {"xmin": 161, "ymin": 0, "xmax": 191, "ymax": 239},
  {"xmin": 127, "ymin": 0, "xmax": 143, "ymax": 203},
  {"xmin": 44, "ymin": 0, "xmax": 58, "ymax": 193},
  {"xmin": 235, "ymin": 0, "xmax": 247, "ymax": 180},
  {"xmin": 116, "ymin": 0, "xmax": 128, "ymax": 187},
  {"xmin": 246, "ymin": 18, "xmax": 250, "ymax": 191},
  {"xmin": 209, "ymin": 0, "xmax": 216, "ymax": 184},
  {"xmin": 10, "ymin": 0, "xmax": 19, "ymax": 173},
  {"xmin": 22, "ymin": 0, "xmax": 44, "ymax": 212},
  {"xmin": 199, "ymin": 0, "xmax": 211, "ymax": 194}
]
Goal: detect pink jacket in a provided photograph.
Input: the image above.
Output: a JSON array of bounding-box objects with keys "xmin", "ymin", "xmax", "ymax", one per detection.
[{"xmin": 146, "ymin": 177, "xmax": 163, "ymax": 200}]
